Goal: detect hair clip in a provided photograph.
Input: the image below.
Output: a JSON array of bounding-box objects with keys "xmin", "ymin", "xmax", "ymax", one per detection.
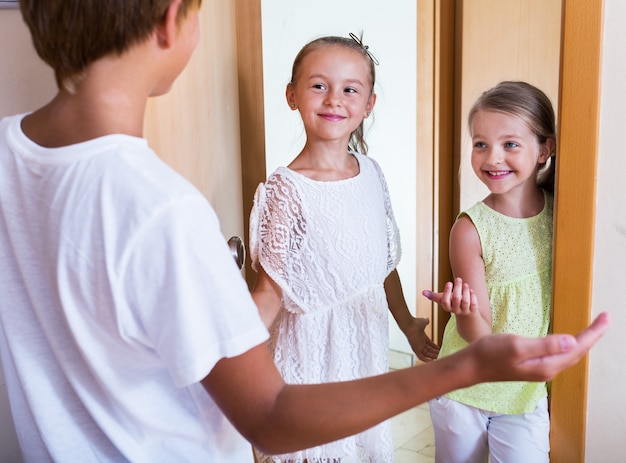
[{"xmin": 348, "ymin": 32, "xmax": 379, "ymax": 66}]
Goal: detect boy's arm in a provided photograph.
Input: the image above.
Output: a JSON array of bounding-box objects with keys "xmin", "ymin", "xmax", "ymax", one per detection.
[
  {"xmin": 251, "ymin": 265, "xmax": 282, "ymax": 328},
  {"xmin": 384, "ymin": 269, "xmax": 439, "ymax": 361},
  {"xmin": 202, "ymin": 311, "xmax": 610, "ymax": 455}
]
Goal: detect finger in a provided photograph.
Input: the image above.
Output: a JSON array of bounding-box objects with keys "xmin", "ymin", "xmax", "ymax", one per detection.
[
  {"xmin": 450, "ymin": 278, "xmax": 463, "ymax": 308},
  {"xmin": 442, "ymin": 281, "xmax": 454, "ymax": 309},
  {"xmin": 513, "ymin": 314, "xmax": 610, "ymax": 378},
  {"xmin": 422, "ymin": 343, "xmax": 438, "ymax": 354},
  {"xmin": 470, "ymin": 289, "xmax": 478, "ymax": 313},
  {"xmin": 416, "ymin": 352, "xmax": 430, "ymax": 362},
  {"xmin": 423, "ymin": 345, "xmax": 440, "ymax": 358},
  {"xmin": 422, "ymin": 284, "xmax": 452, "ymax": 306},
  {"xmin": 574, "ymin": 312, "xmax": 611, "ymax": 348},
  {"xmin": 460, "ymin": 283, "xmax": 472, "ymax": 312},
  {"xmin": 417, "ymin": 353, "xmax": 437, "ymax": 362},
  {"xmin": 421, "ymin": 290, "xmax": 440, "ymax": 303},
  {"xmin": 418, "ymin": 340, "xmax": 439, "ymax": 353},
  {"xmin": 535, "ymin": 312, "xmax": 611, "ymax": 358}
]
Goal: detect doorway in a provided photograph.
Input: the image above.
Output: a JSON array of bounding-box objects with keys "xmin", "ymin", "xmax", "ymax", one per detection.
[
  {"xmin": 235, "ymin": 1, "xmax": 603, "ymax": 461},
  {"xmin": 257, "ymin": 0, "xmax": 425, "ymax": 361}
]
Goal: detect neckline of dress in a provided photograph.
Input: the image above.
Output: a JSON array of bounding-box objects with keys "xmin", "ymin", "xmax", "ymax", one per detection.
[
  {"xmin": 282, "ymin": 152, "xmax": 363, "ymax": 184},
  {"xmin": 479, "ymin": 190, "xmax": 551, "ymax": 222}
]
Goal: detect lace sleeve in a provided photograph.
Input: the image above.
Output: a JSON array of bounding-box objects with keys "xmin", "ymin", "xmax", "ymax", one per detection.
[
  {"xmin": 370, "ymin": 158, "xmax": 401, "ymax": 272},
  {"xmin": 248, "ymin": 182, "xmax": 266, "ymax": 273},
  {"xmin": 249, "ymin": 173, "xmax": 310, "ymax": 310}
]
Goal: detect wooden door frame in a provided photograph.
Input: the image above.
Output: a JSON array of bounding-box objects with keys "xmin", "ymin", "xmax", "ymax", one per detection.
[
  {"xmin": 416, "ymin": 0, "xmax": 458, "ymax": 342},
  {"xmin": 237, "ymin": 0, "xmax": 604, "ymax": 460},
  {"xmin": 234, "ymin": 0, "xmax": 267, "ymax": 289},
  {"xmin": 549, "ymin": 1, "xmax": 604, "ymax": 461}
]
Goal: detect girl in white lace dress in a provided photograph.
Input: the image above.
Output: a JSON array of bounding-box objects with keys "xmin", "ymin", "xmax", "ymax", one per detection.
[{"xmin": 249, "ymin": 34, "xmax": 439, "ymax": 463}]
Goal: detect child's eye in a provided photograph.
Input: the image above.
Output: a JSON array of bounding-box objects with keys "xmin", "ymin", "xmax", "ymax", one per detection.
[
  {"xmin": 312, "ymin": 83, "xmax": 326, "ymax": 90},
  {"xmin": 344, "ymin": 87, "xmax": 357, "ymax": 94},
  {"xmin": 473, "ymin": 141, "xmax": 487, "ymax": 149},
  {"xmin": 505, "ymin": 142, "xmax": 519, "ymax": 148}
]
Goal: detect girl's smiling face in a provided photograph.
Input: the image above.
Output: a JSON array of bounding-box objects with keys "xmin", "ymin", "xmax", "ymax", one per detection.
[
  {"xmin": 470, "ymin": 109, "xmax": 551, "ymax": 196},
  {"xmin": 286, "ymin": 44, "xmax": 375, "ymax": 148}
]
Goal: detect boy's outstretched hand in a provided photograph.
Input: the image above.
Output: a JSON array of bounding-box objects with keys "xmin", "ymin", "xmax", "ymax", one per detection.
[{"xmin": 466, "ymin": 311, "xmax": 611, "ymax": 383}]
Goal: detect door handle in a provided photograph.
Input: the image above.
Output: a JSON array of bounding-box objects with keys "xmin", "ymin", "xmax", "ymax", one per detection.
[{"xmin": 227, "ymin": 236, "xmax": 246, "ymax": 270}]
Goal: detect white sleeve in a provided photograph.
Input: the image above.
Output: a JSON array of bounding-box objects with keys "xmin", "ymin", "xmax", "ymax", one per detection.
[
  {"xmin": 369, "ymin": 158, "xmax": 401, "ymax": 272},
  {"xmin": 121, "ymin": 195, "xmax": 268, "ymax": 387}
]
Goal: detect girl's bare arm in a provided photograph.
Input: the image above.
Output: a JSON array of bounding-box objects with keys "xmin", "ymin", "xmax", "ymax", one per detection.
[
  {"xmin": 250, "ymin": 265, "xmax": 282, "ymax": 328},
  {"xmin": 447, "ymin": 215, "xmax": 493, "ymax": 341}
]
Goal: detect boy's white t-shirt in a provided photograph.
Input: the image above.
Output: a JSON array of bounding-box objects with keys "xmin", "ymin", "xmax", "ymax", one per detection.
[{"xmin": 0, "ymin": 114, "xmax": 268, "ymax": 462}]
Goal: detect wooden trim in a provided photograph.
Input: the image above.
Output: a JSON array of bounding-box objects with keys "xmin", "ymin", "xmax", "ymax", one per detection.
[
  {"xmin": 549, "ymin": 1, "xmax": 604, "ymax": 461},
  {"xmin": 145, "ymin": 1, "xmax": 244, "ymax": 236},
  {"xmin": 433, "ymin": 0, "xmax": 457, "ymax": 343},
  {"xmin": 415, "ymin": 1, "xmax": 435, "ymax": 331},
  {"xmin": 234, "ymin": 0, "xmax": 267, "ymax": 288}
]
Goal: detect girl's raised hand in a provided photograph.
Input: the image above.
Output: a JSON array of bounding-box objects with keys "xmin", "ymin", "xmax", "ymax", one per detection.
[{"xmin": 422, "ymin": 277, "xmax": 479, "ymax": 317}]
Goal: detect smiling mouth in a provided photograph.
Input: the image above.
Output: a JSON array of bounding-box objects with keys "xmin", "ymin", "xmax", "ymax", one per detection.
[
  {"xmin": 319, "ymin": 113, "xmax": 345, "ymax": 122},
  {"xmin": 486, "ymin": 170, "xmax": 511, "ymax": 177}
]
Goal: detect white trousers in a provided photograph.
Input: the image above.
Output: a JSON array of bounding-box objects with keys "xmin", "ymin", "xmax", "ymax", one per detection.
[{"xmin": 429, "ymin": 396, "xmax": 550, "ymax": 463}]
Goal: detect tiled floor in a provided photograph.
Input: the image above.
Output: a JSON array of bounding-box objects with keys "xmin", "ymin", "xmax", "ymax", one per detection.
[
  {"xmin": 391, "ymin": 402, "xmax": 435, "ymax": 463},
  {"xmin": 389, "ymin": 350, "xmax": 436, "ymax": 462}
]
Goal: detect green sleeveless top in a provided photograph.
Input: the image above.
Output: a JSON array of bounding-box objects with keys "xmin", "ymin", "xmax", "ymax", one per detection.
[{"xmin": 439, "ymin": 192, "xmax": 553, "ymax": 414}]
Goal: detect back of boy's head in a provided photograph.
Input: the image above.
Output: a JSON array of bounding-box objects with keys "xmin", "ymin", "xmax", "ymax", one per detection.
[
  {"xmin": 20, "ymin": 0, "xmax": 201, "ymax": 93},
  {"xmin": 469, "ymin": 80, "xmax": 557, "ymax": 192}
]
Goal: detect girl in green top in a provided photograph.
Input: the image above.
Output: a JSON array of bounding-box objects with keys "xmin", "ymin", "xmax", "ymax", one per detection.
[{"xmin": 428, "ymin": 81, "xmax": 557, "ymax": 463}]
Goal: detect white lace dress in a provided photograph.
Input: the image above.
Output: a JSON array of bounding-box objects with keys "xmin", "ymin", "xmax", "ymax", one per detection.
[{"xmin": 250, "ymin": 152, "xmax": 400, "ymax": 463}]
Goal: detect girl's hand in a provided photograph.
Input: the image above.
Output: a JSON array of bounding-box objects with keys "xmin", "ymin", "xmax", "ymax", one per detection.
[
  {"xmin": 422, "ymin": 277, "xmax": 479, "ymax": 318},
  {"xmin": 404, "ymin": 317, "xmax": 440, "ymax": 362}
]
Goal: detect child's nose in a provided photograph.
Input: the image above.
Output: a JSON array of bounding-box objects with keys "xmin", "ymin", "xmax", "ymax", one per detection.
[
  {"xmin": 324, "ymin": 90, "xmax": 341, "ymax": 106},
  {"xmin": 486, "ymin": 147, "xmax": 505, "ymax": 165}
]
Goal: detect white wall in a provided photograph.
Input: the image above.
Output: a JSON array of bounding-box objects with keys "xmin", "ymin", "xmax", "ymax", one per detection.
[
  {"xmin": 0, "ymin": 10, "xmax": 56, "ymax": 117},
  {"xmin": 586, "ymin": 0, "xmax": 626, "ymax": 460},
  {"xmin": 261, "ymin": 0, "xmax": 417, "ymax": 355}
]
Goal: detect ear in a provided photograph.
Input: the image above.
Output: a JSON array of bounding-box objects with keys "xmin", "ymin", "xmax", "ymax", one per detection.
[
  {"xmin": 364, "ymin": 93, "xmax": 377, "ymax": 118},
  {"xmin": 155, "ymin": 0, "xmax": 184, "ymax": 49},
  {"xmin": 538, "ymin": 137, "xmax": 556, "ymax": 164},
  {"xmin": 286, "ymin": 83, "xmax": 297, "ymax": 110}
]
